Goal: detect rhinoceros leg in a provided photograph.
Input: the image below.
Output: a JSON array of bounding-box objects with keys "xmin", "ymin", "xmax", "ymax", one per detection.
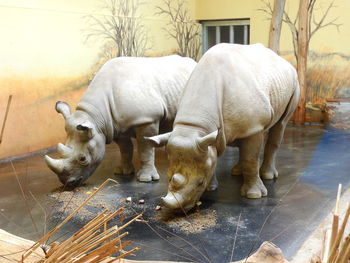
[
  {"xmin": 240, "ymin": 132, "xmax": 268, "ymax": 199},
  {"xmin": 114, "ymin": 136, "xmax": 135, "ymax": 175},
  {"xmin": 135, "ymin": 122, "xmax": 160, "ymax": 182},
  {"xmin": 260, "ymin": 122, "xmax": 286, "ymax": 180},
  {"xmin": 231, "ymin": 141, "xmax": 242, "ymax": 176},
  {"xmin": 260, "ymin": 89, "xmax": 299, "ymax": 180}
]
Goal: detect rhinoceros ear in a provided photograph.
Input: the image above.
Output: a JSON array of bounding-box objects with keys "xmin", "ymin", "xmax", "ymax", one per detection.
[
  {"xmin": 55, "ymin": 101, "xmax": 71, "ymax": 119},
  {"xmin": 76, "ymin": 122, "xmax": 94, "ymax": 140},
  {"xmin": 196, "ymin": 130, "xmax": 218, "ymax": 152},
  {"xmin": 145, "ymin": 132, "xmax": 171, "ymax": 148}
]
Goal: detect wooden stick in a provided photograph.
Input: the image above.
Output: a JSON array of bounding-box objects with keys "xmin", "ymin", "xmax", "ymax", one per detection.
[
  {"xmin": 321, "ymin": 230, "xmax": 327, "ymax": 261},
  {"xmin": 335, "ymin": 184, "xmax": 342, "ymax": 215},
  {"xmin": 327, "ymin": 203, "xmax": 350, "ymax": 263},
  {"xmin": 331, "ymin": 184, "xmax": 342, "ymax": 248},
  {"xmin": 73, "ymin": 208, "xmax": 123, "ymax": 244},
  {"xmin": 70, "ymin": 209, "xmax": 110, "ymax": 239},
  {"xmin": 60, "ymin": 231, "xmax": 129, "ymax": 263},
  {"xmin": 330, "ymin": 215, "xmax": 339, "ymax": 251},
  {"xmin": 0, "ymin": 94, "xmax": 12, "ymax": 144},
  {"xmin": 334, "ymin": 235, "xmax": 350, "ymax": 263},
  {"xmin": 56, "ymin": 229, "xmax": 103, "ymax": 263},
  {"xmin": 46, "ymin": 211, "xmax": 120, "ymax": 263},
  {"xmin": 87, "ymin": 241, "xmax": 132, "ymax": 263},
  {"xmin": 117, "ymin": 214, "xmax": 143, "ymax": 232},
  {"xmin": 343, "ymin": 243, "xmax": 350, "ymax": 263},
  {"xmin": 105, "ymin": 247, "xmax": 141, "ymax": 263},
  {"xmin": 74, "ymin": 240, "xmax": 132, "ymax": 263},
  {"xmin": 322, "ymin": 229, "xmax": 332, "ymax": 263},
  {"xmin": 22, "ymin": 179, "xmax": 118, "ymax": 261},
  {"xmin": 45, "ymin": 242, "xmax": 60, "ymax": 258}
]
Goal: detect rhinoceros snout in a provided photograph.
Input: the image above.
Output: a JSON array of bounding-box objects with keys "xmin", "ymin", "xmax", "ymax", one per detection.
[
  {"xmin": 65, "ymin": 177, "xmax": 84, "ymax": 188},
  {"xmin": 161, "ymin": 192, "xmax": 195, "ymax": 211}
]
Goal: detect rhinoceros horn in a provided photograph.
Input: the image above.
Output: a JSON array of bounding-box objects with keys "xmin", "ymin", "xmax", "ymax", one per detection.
[
  {"xmin": 171, "ymin": 173, "xmax": 186, "ymax": 187},
  {"xmin": 196, "ymin": 130, "xmax": 218, "ymax": 152},
  {"xmin": 161, "ymin": 192, "xmax": 184, "ymax": 209},
  {"xmin": 57, "ymin": 143, "xmax": 73, "ymax": 158},
  {"xmin": 145, "ymin": 132, "xmax": 171, "ymax": 147},
  {"xmin": 45, "ymin": 155, "xmax": 65, "ymax": 174}
]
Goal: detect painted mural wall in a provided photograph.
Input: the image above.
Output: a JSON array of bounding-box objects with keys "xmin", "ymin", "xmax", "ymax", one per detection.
[
  {"xmin": 0, "ymin": 0, "xmax": 197, "ymax": 159},
  {"xmin": 1, "ymin": 0, "xmax": 349, "ymax": 159},
  {"xmin": 195, "ymin": 0, "xmax": 350, "ymax": 124}
]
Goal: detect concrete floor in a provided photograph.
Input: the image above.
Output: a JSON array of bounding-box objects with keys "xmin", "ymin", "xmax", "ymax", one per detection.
[{"xmin": 0, "ymin": 125, "xmax": 349, "ymax": 262}]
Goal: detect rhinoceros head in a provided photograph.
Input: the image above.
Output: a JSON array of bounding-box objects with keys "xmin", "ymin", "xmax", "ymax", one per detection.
[
  {"xmin": 45, "ymin": 101, "xmax": 106, "ymax": 187},
  {"xmin": 147, "ymin": 130, "xmax": 218, "ymax": 211}
]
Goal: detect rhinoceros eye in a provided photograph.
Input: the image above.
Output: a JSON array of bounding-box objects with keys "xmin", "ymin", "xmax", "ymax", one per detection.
[{"xmin": 78, "ymin": 155, "xmax": 88, "ymax": 166}]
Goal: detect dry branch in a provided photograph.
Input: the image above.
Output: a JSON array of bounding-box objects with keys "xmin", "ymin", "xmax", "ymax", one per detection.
[
  {"xmin": 155, "ymin": 0, "xmax": 201, "ymax": 61},
  {"xmin": 83, "ymin": 0, "xmax": 149, "ymax": 59},
  {"xmin": 20, "ymin": 179, "xmax": 141, "ymax": 263},
  {"xmin": 259, "ymin": 0, "xmax": 342, "ymax": 63},
  {"xmin": 0, "ymin": 95, "xmax": 12, "ymax": 144}
]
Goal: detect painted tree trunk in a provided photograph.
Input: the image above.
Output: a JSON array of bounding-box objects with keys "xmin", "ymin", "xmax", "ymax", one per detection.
[
  {"xmin": 268, "ymin": 0, "xmax": 286, "ymax": 54},
  {"xmin": 294, "ymin": 0, "xmax": 309, "ymax": 124}
]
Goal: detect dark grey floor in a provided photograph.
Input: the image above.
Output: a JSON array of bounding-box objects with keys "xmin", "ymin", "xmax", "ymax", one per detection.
[{"xmin": 0, "ymin": 125, "xmax": 349, "ymax": 262}]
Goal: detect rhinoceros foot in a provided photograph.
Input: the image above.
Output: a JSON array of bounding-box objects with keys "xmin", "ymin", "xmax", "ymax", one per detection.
[
  {"xmin": 240, "ymin": 177, "xmax": 267, "ymax": 199},
  {"xmin": 260, "ymin": 165, "xmax": 278, "ymax": 180},
  {"xmin": 137, "ymin": 166, "xmax": 160, "ymax": 182},
  {"xmin": 231, "ymin": 163, "xmax": 242, "ymax": 176},
  {"xmin": 114, "ymin": 163, "xmax": 135, "ymax": 175}
]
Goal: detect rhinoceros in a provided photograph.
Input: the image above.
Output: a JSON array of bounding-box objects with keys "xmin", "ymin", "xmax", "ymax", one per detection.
[
  {"xmin": 45, "ymin": 55, "xmax": 197, "ymax": 187},
  {"xmin": 147, "ymin": 43, "xmax": 300, "ymax": 211}
]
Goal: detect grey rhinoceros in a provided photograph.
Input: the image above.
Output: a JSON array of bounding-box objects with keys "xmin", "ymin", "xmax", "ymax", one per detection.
[
  {"xmin": 147, "ymin": 43, "xmax": 300, "ymax": 211},
  {"xmin": 45, "ymin": 55, "xmax": 196, "ymax": 187}
]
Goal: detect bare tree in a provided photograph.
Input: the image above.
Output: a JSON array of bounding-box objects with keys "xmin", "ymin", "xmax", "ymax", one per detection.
[
  {"xmin": 84, "ymin": 0, "xmax": 149, "ymax": 58},
  {"xmin": 259, "ymin": 0, "xmax": 342, "ymax": 63},
  {"xmin": 268, "ymin": 0, "xmax": 286, "ymax": 53},
  {"xmin": 155, "ymin": 0, "xmax": 201, "ymax": 61}
]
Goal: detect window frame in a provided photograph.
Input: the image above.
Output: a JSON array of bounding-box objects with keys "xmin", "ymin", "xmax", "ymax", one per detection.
[{"xmin": 201, "ymin": 19, "xmax": 250, "ymax": 53}]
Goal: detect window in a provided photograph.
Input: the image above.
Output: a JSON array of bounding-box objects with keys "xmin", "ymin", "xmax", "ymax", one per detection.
[{"xmin": 202, "ymin": 19, "xmax": 250, "ymax": 53}]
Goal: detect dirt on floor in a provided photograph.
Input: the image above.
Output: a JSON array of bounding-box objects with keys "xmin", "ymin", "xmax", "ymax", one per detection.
[
  {"xmin": 156, "ymin": 209, "xmax": 217, "ymax": 233},
  {"xmin": 48, "ymin": 185, "xmax": 117, "ymax": 220}
]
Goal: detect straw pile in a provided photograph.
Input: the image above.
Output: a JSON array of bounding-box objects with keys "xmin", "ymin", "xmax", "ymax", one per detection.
[
  {"xmin": 20, "ymin": 179, "xmax": 140, "ymax": 263},
  {"xmin": 312, "ymin": 184, "xmax": 350, "ymax": 263}
]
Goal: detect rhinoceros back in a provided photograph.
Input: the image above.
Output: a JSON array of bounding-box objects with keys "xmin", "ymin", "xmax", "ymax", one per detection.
[{"xmin": 78, "ymin": 55, "xmax": 197, "ymax": 134}]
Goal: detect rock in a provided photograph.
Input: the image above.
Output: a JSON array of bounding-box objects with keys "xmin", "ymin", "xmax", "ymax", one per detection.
[{"xmin": 233, "ymin": 241, "xmax": 289, "ymax": 263}]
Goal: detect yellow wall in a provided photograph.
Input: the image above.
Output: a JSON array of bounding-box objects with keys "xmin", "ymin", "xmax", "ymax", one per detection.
[
  {"xmin": 195, "ymin": 0, "xmax": 350, "ymax": 65},
  {"xmin": 195, "ymin": 0, "xmax": 269, "ymax": 46},
  {"xmin": 0, "ymin": 0, "xmax": 194, "ymax": 159}
]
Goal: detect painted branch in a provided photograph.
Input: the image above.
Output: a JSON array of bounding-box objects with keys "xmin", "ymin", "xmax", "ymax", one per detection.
[
  {"xmin": 268, "ymin": 0, "xmax": 286, "ymax": 54},
  {"xmin": 294, "ymin": 0, "xmax": 309, "ymax": 124},
  {"xmin": 0, "ymin": 94, "xmax": 12, "ymax": 144}
]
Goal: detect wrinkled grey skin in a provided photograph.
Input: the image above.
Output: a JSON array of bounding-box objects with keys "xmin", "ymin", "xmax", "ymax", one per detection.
[
  {"xmin": 147, "ymin": 43, "xmax": 300, "ymax": 211},
  {"xmin": 45, "ymin": 55, "xmax": 197, "ymax": 187}
]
